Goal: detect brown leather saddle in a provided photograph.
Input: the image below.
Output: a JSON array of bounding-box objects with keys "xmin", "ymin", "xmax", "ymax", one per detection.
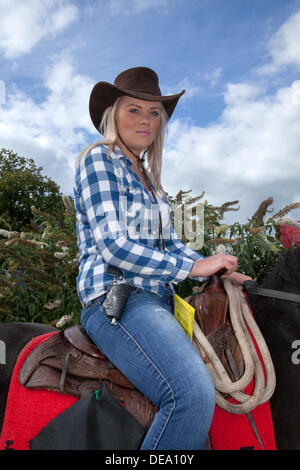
[
  {"xmin": 19, "ymin": 274, "xmax": 244, "ymax": 430},
  {"xmin": 186, "ymin": 274, "xmax": 244, "ymax": 382},
  {"xmin": 19, "ymin": 326, "xmax": 157, "ymax": 430}
]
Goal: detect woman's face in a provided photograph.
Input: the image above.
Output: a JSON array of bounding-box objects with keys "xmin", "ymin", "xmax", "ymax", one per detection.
[{"xmin": 115, "ymin": 96, "xmax": 162, "ymax": 154}]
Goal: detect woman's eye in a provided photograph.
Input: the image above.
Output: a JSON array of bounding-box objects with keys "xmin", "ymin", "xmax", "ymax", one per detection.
[{"xmin": 128, "ymin": 108, "xmax": 160, "ymax": 117}]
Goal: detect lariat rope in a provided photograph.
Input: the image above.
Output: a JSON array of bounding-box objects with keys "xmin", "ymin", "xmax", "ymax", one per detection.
[{"xmin": 192, "ymin": 278, "xmax": 276, "ymax": 414}]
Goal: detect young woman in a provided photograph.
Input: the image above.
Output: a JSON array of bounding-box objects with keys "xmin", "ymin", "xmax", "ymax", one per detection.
[{"xmin": 74, "ymin": 67, "xmax": 250, "ymax": 450}]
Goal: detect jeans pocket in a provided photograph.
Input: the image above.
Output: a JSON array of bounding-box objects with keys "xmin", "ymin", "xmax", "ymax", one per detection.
[{"xmin": 81, "ymin": 297, "xmax": 105, "ymax": 331}]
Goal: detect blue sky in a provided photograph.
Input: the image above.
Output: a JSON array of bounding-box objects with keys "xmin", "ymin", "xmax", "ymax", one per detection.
[{"xmin": 1, "ymin": 0, "xmax": 300, "ymax": 226}]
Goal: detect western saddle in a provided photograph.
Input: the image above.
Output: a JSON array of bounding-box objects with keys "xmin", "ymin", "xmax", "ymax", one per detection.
[{"xmin": 19, "ymin": 273, "xmax": 244, "ymax": 431}]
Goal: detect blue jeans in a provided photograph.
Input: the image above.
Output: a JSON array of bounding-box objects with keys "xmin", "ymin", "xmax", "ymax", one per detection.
[{"xmin": 81, "ymin": 287, "xmax": 215, "ymax": 450}]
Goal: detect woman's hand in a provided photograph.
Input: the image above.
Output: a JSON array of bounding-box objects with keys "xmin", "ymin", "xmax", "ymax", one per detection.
[
  {"xmin": 188, "ymin": 254, "xmax": 238, "ymax": 278},
  {"xmin": 224, "ymin": 271, "xmax": 252, "ymax": 289},
  {"xmin": 188, "ymin": 254, "xmax": 252, "ymax": 290}
]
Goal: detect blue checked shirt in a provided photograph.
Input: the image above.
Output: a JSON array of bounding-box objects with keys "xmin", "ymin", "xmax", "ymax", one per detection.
[{"xmin": 74, "ymin": 144, "xmax": 205, "ymax": 306}]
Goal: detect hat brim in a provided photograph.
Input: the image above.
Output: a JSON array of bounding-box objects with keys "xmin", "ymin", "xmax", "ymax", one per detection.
[{"xmin": 89, "ymin": 81, "xmax": 185, "ymax": 133}]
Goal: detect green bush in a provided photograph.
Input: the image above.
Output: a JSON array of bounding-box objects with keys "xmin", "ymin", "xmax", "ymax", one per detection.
[
  {"xmin": 0, "ymin": 188, "xmax": 297, "ymax": 328},
  {"xmin": 0, "ymin": 196, "xmax": 81, "ymax": 326}
]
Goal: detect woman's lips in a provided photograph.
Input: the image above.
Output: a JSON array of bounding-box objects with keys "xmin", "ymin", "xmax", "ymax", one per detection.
[{"xmin": 137, "ymin": 131, "xmax": 150, "ymax": 135}]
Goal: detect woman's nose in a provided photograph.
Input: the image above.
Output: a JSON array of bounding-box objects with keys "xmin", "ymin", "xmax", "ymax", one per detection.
[{"xmin": 139, "ymin": 111, "xmax": 150, "ymax": 123}]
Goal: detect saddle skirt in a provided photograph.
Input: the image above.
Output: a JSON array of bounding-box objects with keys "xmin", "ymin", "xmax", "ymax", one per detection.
[
  {"xmin": 19, "ymin": 327, "xmax": 157, "ymax": 430},
  {"xmin": 19, "ymin": 275, "xmax": 244, "ymax": 432}
]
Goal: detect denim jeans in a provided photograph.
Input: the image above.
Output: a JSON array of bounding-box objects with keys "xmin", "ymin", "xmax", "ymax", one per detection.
[{"xmin": 81, "ymin": 287, "xmax": 215, "ymax": 450}]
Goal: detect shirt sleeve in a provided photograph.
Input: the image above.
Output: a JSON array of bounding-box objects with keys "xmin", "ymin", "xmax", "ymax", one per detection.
[
  {"xmin": 76, "ymin": 148, "xmax": 195, "ymax": 284},
  {"xmin": 164, "ymin": 214, "xmax": 208, "ymax": 283}
]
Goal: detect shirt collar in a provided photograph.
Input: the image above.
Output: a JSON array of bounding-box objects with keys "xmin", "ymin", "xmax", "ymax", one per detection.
[
  {"xmin": 111, "ymin": 145, "xmax": 133, "ymax": 167},
  {"xmin": 111, "ymin": 145, "xmax": 157, "ymax": 194}
]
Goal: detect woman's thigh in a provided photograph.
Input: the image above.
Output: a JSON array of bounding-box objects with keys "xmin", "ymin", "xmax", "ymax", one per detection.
[{"xmin": 81, "ymin": 288, "xmax": 213, "ymax": 407}]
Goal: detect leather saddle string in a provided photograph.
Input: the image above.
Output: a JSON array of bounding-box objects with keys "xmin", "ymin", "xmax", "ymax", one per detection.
[
  {"xmin": 116, "ymin": 131, "xmax": 165, "ymax": 251},
  {"xmin": 59, "ymin": 353, "xmax": 70, "ymax": 394}
]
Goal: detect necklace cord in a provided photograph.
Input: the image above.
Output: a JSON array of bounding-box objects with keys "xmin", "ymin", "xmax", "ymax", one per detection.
[{"xmin": 116, "ymin": 129, "xmax": 165, "ymax": 251}]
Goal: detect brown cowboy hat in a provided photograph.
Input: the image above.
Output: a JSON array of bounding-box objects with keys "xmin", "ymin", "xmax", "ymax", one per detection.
[{"xmin": 89, "ymin": 67, "xmax": 185, "ymax": 132}]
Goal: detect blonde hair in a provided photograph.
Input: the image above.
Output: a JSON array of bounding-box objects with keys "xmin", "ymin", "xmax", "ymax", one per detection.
[{"xmin": 76, "ymin": 97, "xmax": 169, "ymax": 196}]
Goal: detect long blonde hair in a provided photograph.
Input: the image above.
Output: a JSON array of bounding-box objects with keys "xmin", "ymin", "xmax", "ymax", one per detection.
[{"xmin": 76, "ymin": 97, "xmax": 169, "ymax": 196}]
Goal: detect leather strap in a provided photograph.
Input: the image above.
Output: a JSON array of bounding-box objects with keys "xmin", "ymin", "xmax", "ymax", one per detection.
[
  {"xmin": 59, "ymin": 354, "xmax": 70, "ymax": 394},
  {"xmin": 243, "ymin": 280, "xmax": 300, "ymax": 303}
]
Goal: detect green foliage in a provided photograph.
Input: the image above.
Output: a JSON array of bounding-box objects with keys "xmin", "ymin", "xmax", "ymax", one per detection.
[
  {"xmin": 0, "ymin": 196, "xmax": 81, "ymax": 327},
  {"xmin": 228, "ymin": 221, "xmax": 282, "ymax": 282},
  {"xmin": 170, "ymin": 193, "xmax": 287, "ymax": 298},
  {"xmin": 0, "ymin": 171, "xmax": 297, "ymax": 328},
  {"xmin": 0, "ymin": 148, "xmax": 64, "ymax": 231}
]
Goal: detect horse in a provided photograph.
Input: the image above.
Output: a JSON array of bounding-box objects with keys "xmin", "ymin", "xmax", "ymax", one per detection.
[
  {"xmin": 0, "ymin": 322, "xmax": 57, "ymax": 437},
  {"xmin": 244, "ymin": 246, "xmax": 300, "ymax": 450},
  {"xmin": 0, "ymin": 246, "xmax": 300, "ymax": 450}
]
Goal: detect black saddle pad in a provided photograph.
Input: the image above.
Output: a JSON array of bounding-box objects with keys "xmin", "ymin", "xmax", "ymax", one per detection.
[{"xmin": 30, "ymin": 380, "xmax": 146, "ymax": 450}]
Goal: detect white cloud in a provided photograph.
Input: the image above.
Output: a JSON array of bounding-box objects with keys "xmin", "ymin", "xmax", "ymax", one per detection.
[
  {"xmin": 43, "ymin": 57, "xmax": 95, "ymax": 131},
  {"xmin": 1, "ymin": 3, "xmax": 299, "ymax": 222},
  {"xmin": 163, "ymin": 79, "xmax": 300, "ymax": 220},
  {"xmin": 204, "ymin": 67, "xmax": 222, "ymax": 87},
  {"xmin": 223, "ymin": 83, "xmax": 264, "ymax": 106},
  {"xmin": 165, "ymin": 70, "xmax": 222, "ymax": 103},
  {"xmin": 161, "ymin": 9, "xmax": 300, "ymax": 222},
  {"xmin": 258, "ymin": 9, "xmax": 300, "ymax": 74},
  {"xmin": 0, "ymin": 56, "xmax": 95, "ymax": 194},
  {"xmin": 165, "ymin": 77, "xmax": 201, "ymax": 100},
  {"xmin": 0, "ymin": 0, "xmax": 78, "ymax": 58}
]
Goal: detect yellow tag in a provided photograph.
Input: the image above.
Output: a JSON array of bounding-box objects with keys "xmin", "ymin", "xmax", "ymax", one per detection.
[{"xmin": 173, "ymin": 294, "xmax": 195, "ymax": 340}]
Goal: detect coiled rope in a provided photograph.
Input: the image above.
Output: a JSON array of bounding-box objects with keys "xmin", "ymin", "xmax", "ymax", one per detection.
[{"xmin": 192, "ymin": 278, "xmax": 276, "ymax": 414}]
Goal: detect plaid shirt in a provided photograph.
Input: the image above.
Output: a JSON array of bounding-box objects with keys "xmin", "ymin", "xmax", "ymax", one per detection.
[{"xmin": 74, "ymin": 144, "xmax": 205, "ymax": 306}]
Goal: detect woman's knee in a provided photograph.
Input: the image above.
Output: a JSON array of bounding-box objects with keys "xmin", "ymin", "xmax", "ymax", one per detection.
[{"xmin": 174, "ymin": 362, "xmax": 216, "ymax": 416}]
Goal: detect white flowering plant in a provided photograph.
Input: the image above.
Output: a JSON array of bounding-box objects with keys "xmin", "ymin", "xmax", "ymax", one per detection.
[{"xmin": 0, "ymin": 196, "xmax": 81, "ymax": 326}]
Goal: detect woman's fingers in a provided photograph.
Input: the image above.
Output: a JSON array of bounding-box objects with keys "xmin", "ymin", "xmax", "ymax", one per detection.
[{"xmin": 223, "ymin": 255, "xmax": 238, "ymax": 274}]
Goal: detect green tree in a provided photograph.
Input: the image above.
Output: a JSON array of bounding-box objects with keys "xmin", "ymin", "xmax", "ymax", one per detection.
[{"xmin": 0, "ymin": 148, "xmax": 64, "ymax": 231}]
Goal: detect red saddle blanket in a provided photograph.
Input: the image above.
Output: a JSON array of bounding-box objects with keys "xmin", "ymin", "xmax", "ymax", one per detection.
[
  {"xmin": 0, "ymin": 332, "xmax": 78, "ymax": 450},
  {"xmin": 209, "ymin": 298, "xmax": 277, "ymax": 450},
  {"xmin": 0, "ymin": 329, "xmax": 277, "ymax": 450},
  {"xmin": 209, "ymin": 384, "xmax": 277, "ymax": 450}
]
